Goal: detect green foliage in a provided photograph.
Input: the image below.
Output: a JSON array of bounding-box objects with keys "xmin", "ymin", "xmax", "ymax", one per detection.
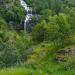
[
  {"xmin": 25, "ymin": 0, "xmax": 75, "ymax": 14},
  {"xmin": 0, "ymin": 18, "xmax": 7, "ymax": 30},
  {"xmin": 0, "ymin": 0, "xmax": 75, "ymax": 74},
  {"xmin": 0, "ymin": 0, "xmax": 25, "ymax": 30},
  {"xmin": 0, "ymin": 30, "xmax": 32, "ymax": 67},
  {"xmin": 32, "ymin": 13, "xmax": 72, "ymax": 44}
]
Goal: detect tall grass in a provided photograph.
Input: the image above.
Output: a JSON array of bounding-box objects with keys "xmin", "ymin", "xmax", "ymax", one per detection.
[{"xmin": 0, "ymin": 67, "xmax": 75, "ymax": 75}]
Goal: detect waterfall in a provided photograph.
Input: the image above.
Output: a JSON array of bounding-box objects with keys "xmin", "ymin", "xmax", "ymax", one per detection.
[{"xmin": 20, "ymin": 0, "xmax": 33, "ymax": 31}]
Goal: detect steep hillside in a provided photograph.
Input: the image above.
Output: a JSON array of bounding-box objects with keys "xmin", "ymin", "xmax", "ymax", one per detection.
[
  {"xmin": 0, "ymin": 0, "xmax": 25, "ymax": 30},
  {"xmin": 0, "ymin": 0, "xmax": 75, "ymax": 75}
]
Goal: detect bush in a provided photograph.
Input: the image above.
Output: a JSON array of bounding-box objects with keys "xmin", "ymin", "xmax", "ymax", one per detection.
[{"xmin": 0, "ymin": 30, "xmax": 33, "ymax": 67}]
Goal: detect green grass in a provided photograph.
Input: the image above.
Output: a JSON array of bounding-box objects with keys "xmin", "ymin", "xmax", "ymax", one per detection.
[
  {"xmin": 0, "ymin": 43, "xmax": 75, "ymax": 75},
  {"xmin": 0, "ymin": 67, "xmax": 47, "ymax": 75},
  {"xmin": 0, "ymin": 67, "xmax": 75, "ymax": 75},
  {"xmin": 0, "ymin": 68, "xmax": 32, "ymax": 75}
]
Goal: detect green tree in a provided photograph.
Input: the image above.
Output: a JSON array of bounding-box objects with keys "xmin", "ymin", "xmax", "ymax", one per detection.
[{"xmin": 0, "ymin": 18, "xmax": 7, "ymax": 30}]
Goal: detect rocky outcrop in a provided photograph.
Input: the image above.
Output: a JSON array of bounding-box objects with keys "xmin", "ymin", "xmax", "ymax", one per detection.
[{"xmin": 54, "ymin": 46, "xmax": 75, "ymax": 62}]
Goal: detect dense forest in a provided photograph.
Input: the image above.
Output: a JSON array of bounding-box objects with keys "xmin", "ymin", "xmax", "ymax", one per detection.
[{"xmin": 0, "ymin": 0, "xmax": 75, "ymax": 75}]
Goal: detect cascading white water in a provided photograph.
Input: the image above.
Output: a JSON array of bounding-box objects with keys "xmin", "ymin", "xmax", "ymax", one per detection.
[{"xmin": 20, "ymin": 0, "xmax": 33, "ymax": 31}]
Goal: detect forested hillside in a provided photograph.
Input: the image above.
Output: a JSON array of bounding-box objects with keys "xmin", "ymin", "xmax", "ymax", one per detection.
[
  {"xmin": 0, "ymin": 0, "xmax": 75, "ymax": 75},
  {"xmin": 0, "ymin": 0, "xmax": 25, "ymax": 30}
]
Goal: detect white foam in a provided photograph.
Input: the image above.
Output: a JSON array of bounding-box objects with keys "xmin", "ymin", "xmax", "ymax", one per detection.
[{"xmin": 20, "ymin": 0, "xmax": 33, "ymax": 31}]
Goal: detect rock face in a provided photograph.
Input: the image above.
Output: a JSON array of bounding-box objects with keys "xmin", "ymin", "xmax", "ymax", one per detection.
[
  {"xmin": 0, "ymin": 0, "xmax": 4, "ymax": 4},
  {"xmin": 54, "ymin": 46, "xmax": 75, "ymax": 62}
]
